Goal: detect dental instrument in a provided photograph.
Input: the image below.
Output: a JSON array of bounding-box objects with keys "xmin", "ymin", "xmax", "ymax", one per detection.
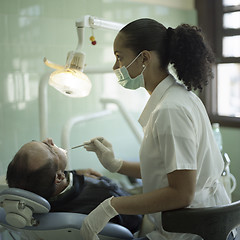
[
  {"xmin": 71, "ymin": 142, "xmax": 90, "ymax": 149},
  {"xmin": 71, "ymin": 137, "xmax": 103, "ymax": 150}
]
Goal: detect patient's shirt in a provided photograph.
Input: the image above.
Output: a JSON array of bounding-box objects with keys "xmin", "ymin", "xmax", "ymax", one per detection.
[{"xmin": 49, "ymin": 171, "xmax": 142, "ymax": 234}]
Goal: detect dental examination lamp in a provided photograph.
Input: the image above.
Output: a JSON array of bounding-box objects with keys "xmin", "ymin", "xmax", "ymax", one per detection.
[{"xmin": 44, "ymin": 15, "xmax": 124, "ymax": 98}]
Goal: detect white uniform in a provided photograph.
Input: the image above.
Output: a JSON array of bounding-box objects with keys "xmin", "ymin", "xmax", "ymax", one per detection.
[{"xmin": 138, "ymin": 75, "xmax": 230, "ymax": 240}]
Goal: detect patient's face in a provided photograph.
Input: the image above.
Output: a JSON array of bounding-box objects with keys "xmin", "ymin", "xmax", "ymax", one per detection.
[{"xmin": 19, "ymin": 138, "xmax": 68, "ymax": 172}]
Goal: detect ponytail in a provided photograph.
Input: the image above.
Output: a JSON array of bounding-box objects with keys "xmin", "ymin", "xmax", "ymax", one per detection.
[{"xmin": 168, "ymin": 24, "xmax": 215, "ymax": 91}]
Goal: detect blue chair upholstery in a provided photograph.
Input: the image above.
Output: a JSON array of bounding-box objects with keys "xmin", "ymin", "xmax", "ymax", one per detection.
[{"xmin": 0, "ymin": 188, "xmax": 133, "ymax": 240}]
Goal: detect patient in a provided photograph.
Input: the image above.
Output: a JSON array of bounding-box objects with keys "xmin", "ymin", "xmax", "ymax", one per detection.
[{"xmin": 6, "ymin": 138, "xmax": 142, "ymax": 233}]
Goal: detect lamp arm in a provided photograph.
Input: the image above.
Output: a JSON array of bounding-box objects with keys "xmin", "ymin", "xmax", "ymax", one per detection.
[
  {"xmin": 74, "ymin": 15, "xmax": 124, "ymax": 53},
  {"xmin": 75, "ymin": 15, "xmax": 124, "ymax": 31},
  {"xmin": 75, "ymin": 27, "xmax": 84, "ymax": 53}
]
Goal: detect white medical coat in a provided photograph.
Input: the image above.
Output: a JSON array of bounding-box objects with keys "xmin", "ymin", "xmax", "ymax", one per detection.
[{"xmin": 138, "ymin": 75, "xmax": 230, "ymax": 240}]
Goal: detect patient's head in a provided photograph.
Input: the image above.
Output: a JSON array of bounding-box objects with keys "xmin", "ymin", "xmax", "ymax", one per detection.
[{"xmin": 6, "ymin": 138, "xmax": 68, "ymax": 200}]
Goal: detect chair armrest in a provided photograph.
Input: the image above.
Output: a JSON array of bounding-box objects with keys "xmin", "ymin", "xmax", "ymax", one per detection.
[{"xmin": 162, "ymin": 201, "xmax": 240, "ymax": 240}]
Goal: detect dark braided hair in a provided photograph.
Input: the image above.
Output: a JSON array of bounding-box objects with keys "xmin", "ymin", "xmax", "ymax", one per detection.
[{"xmin": 120, "ymin": 19, "xmax": 215, "ymax": 91}]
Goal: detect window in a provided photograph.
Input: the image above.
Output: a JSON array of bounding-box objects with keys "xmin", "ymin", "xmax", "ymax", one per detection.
[
  {"xmin": 218, "ymin": 64, "xmax": 240, "ymax": 117},
  {"xmin": 196, "ymin": 0, "xmax": 240, "ymax": 127}
]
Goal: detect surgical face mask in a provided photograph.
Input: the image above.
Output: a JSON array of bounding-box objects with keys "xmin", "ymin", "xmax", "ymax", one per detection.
[{"xmin": 114, "ymin": 52, "xmax": 146, "ymax": 90}]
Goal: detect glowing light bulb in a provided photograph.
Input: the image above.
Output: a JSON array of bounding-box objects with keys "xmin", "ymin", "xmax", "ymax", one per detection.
[{"xmin": 49, "ymin": 69, "xmax": 92, "ymax": 98}]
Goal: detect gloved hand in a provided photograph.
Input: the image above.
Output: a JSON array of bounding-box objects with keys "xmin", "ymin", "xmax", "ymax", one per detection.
[
  {"xmin": 84, "ymin": 137, "xmax": 123, "ymax": 173},
  {"xmin": 79, "ymin": 197, "xmax": 118, "ymax": 240}
]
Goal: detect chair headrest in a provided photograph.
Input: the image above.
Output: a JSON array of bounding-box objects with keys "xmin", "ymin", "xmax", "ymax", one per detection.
[{"xmin": 0, "ymin": 188, "xmax": 50, "ymax": 228}]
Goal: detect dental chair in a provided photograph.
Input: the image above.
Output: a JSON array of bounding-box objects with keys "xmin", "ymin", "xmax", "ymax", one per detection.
[
  {"xmin": 162, "ymin": 200, "xmax": 240, "ymax": 240},
  {"xmin": 0, "ymin": 188, "xmax": 134, "ymax": 240},
  {"xmin": 2, "ymin": 189, "xmax": 240, "ymax": 240}
]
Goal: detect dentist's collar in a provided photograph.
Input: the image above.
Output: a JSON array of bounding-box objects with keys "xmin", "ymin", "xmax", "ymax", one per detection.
[{"xmin": 138, "ymin": 74, "xmax": 176, "ymax": 128}]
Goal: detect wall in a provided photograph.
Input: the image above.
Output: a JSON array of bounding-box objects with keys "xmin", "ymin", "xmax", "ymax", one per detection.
[{"xmin": 221, "ymin": 127, "xmax": 240, "ymax": 201}]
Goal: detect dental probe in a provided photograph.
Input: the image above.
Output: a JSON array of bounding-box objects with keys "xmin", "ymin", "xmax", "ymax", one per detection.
[
  {"xmin": 71, "ymin": 138, "xmax": 104, "ymax": 150},
  {"xmin": 71, "ymin": 143, "xmax": 89, "ymax": 149}
]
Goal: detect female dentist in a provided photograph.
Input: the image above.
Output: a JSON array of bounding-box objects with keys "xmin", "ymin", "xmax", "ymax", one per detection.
[{"xmin": 79, "ymin": 18, "xmax": 232, "ymax": 240}]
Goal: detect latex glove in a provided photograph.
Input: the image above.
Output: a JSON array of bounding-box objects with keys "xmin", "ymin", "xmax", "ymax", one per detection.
[
  {"xmin": 84, "ymin": 137, "xmax": 123, "ymax": 173},
  {"xmin": 79, "ymin": 197, "xmax": 118, "ymax": 240}
]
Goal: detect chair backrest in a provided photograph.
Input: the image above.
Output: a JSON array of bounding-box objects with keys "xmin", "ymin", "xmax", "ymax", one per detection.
[
  {"xmin": 162, "ymin": 201, "xmax": 240, "ymax": 240},
  {"xmin": 0, "ymin": 188, "xmax": 133, "ymax": 240}
]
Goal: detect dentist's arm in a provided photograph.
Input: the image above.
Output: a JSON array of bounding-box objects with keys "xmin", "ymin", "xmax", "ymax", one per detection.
[
  {"xmin": 112, "ymin": 169, "xmax": 196, "ymax": 214},
  {"xmin": 84, "ymin": 138, "xmax": 141, "ymax": 178},
  {"xmin": 117, "ymin": 161, "xmax": 141, "ymax": 179},
  {"xmin": 80, "ymin": 169, "xmax": 196, "ymax": 239}
]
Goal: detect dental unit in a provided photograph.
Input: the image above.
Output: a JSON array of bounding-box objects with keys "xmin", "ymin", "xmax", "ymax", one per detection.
[
  {"xmin": 42, "ymin": 16, "xmax": 125, "ymax": 153},
  {"xmin": 43, "ymin": 15, "xmax": 124, "ymax": 98}
]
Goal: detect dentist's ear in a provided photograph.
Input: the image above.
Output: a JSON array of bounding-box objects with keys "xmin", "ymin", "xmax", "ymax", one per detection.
[
  {"xmin": 141, "ymin": 50, "xmax": 151, "ymax": 66},
  {"xmin": 55, "ymin": 170, "xmax": 65, "ymax": 184}
]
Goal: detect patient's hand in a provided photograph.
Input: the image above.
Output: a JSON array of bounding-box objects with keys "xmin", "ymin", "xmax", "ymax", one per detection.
[{"xmin": 75, "ymin": 168, "xmax": 102, "ymax": 179}]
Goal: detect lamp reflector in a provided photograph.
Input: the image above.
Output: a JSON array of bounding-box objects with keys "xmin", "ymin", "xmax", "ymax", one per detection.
[{"xmin": 49, "ymin": 69, "xmax": 92, "ymax": 98}]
